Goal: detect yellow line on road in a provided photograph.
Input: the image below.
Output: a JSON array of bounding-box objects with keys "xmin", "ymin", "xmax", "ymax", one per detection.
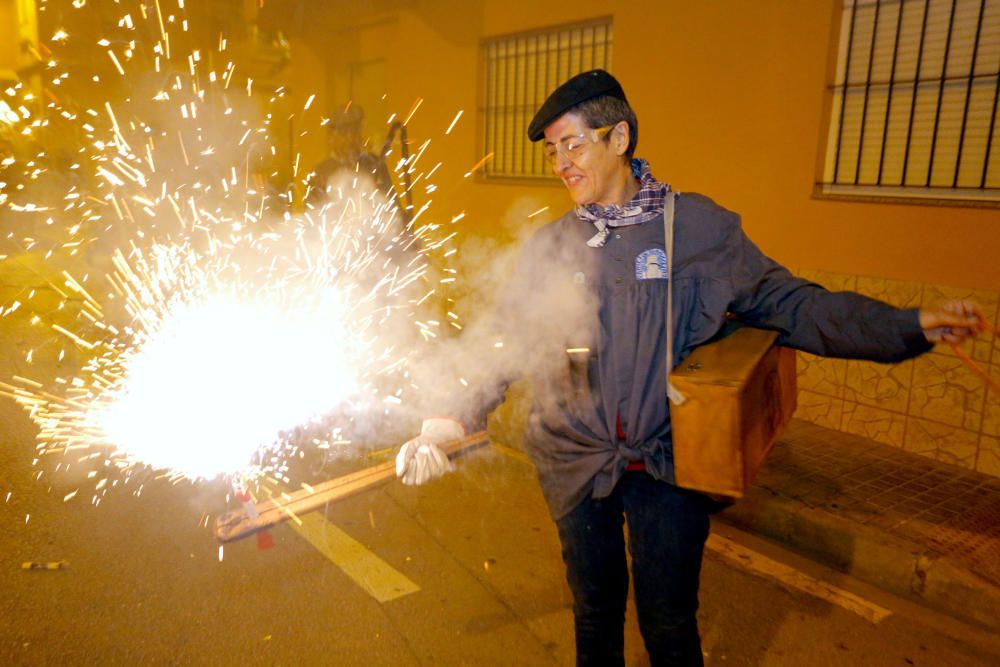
[
  {"xmin": 707, "ymin": 533, "xmax": 892, "ymax": 624},
  {"xmin": 291, "ymin": 512, "xmax": 420, "ymax": 603}
]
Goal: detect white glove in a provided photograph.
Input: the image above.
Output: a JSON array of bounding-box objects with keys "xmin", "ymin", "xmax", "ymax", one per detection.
[{"xmin": 395, "ymin": 417, "xmax": 465, "ymax": 485}]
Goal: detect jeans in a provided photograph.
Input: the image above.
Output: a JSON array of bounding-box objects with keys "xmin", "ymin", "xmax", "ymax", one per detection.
[{"xmin": 555, "ymin": 472, "xmax": 711, "ymax": 667}]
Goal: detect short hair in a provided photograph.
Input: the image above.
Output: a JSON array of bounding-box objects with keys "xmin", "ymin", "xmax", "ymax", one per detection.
[{"xmin": 571, "ymin": 95, "xmax": 638, "ymax": 161}]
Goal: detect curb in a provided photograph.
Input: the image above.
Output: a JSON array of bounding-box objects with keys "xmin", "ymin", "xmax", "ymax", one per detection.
[{"xmin": 716, "ymin": 487, "xmax": 1000, "ymax": 632}]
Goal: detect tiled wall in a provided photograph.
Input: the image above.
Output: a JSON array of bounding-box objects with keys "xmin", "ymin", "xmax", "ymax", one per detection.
[{"xmin": 793, "ymin": 270, "xmax": 1000, "ymax": 479}]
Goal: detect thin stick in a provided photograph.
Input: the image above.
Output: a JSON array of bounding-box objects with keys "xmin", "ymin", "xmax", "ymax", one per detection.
[{"xmin": 214, "ymin": 431, "xmax": 490, "ymax": 543}]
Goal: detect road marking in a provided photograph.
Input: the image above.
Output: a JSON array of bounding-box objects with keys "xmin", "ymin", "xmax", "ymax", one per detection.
[
  {"xmin": 707, "ymin": 533, "xmax": 892, "ymax": 624},
  {"xmin": 291, "ymin": 512, "xmax": 420, "ymax": 603}
]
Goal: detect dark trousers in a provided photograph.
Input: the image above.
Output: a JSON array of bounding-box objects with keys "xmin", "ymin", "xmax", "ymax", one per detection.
[{"xmin": 555, "ymin": 472, "xmax": 711, "ymax": 667}]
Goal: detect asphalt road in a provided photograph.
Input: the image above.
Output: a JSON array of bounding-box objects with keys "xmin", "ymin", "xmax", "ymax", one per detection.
[{"xmin": 3, "ymin": 396, "xmax": 1000, "ymax": 666}]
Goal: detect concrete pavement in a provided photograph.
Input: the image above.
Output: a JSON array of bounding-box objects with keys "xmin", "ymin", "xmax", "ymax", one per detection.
[{"xmin": 718, "ymin": 419, "xmax": 1000, "ymax": 633}]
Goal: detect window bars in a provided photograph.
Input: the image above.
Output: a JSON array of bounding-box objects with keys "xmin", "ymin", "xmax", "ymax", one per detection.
[
  {"xmin": 821, "ymin": 0, "xmax": 1000, "ymax": 204},
  {"xmin": 481, "ymin": 18, "xmax": 613, "ymax": 180}
]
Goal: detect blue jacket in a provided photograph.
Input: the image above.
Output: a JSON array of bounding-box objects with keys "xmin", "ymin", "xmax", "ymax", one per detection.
[{"xmin": 448, "ymin": 192, "xmax": 931, "ymax": 519}]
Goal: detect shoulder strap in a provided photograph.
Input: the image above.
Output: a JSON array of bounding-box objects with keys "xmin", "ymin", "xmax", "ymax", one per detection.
[{"xmin": 665, "ymin": 192, "xmax": 686, "ymax": 406}]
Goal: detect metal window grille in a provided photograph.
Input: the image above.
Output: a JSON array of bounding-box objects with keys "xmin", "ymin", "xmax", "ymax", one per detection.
[
  {"xmin": 821, "ymin": 0, "xmax": 1000, "ymax": 204},
  {"xmin": 481, "ymin": 18, "xmax": 613, "ymax": 180}
]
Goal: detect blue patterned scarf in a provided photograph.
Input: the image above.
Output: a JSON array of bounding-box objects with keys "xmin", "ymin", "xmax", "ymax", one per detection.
[{"xmin": 575, "ymin": 158, "xmax": 670, "ymax": 248}]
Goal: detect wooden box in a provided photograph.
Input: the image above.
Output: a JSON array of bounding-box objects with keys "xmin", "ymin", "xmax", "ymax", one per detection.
[{"xmin": 670, "ymin": 327, "xmax": 797, "ymax": 498}]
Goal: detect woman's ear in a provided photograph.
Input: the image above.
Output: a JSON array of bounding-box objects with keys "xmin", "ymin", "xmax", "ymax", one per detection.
[{"xmin": 614, "ymin": 122, "xmax": 629, "ymax": 157}]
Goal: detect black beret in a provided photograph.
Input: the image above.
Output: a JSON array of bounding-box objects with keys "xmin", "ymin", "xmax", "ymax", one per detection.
[{"xmin": 527, "ymin": 69, "xmax": 627, "ymax": 142}]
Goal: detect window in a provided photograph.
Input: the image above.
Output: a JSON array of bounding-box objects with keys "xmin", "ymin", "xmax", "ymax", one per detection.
[
  {"xmin": 820, "ymin": 0, "xmax": 1000, "ymax": 205},
  {"xmin": 481, "ymin": 18, "xmax": 613, "ymax": 180}
]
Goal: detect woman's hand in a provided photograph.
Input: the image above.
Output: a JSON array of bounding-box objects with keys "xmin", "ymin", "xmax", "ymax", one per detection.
[{"xmin": 919, "ymin": 300, "xmax": 988, "ymax": 344}]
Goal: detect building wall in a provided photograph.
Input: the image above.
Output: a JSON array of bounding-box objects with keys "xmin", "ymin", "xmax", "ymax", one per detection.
[
  {"xmin": 0, "ymin": 0, "xmax": 38, "ymax": 79},
  {"xmin": 792, "ymin": 269, "xmax": 1000, "ymax": 478},
  {"xmin": 0, "ymin": 1, "xmax": 19, "ymax": 77},
  {"xmin": 325, "ymin": 0, "xmax": 1000, "ymax": 289},
  {"xmin": 278, "ymin": 0, "xmax": 1000, "ymax": 474}
]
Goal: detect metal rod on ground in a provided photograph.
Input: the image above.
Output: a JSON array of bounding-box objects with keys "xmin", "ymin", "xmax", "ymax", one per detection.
[{"xmin": 214, "ymin": 431, "xmax": 491, "ymax": 543}]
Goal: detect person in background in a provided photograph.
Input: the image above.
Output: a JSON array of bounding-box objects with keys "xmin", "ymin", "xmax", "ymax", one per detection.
[
  {"xmin": 306, "ymin": 104, "xmax": 394, "ymax": 205},
  {"xmin": 395, "ymin": 70, "xmax": 986, "ymax": 666}
]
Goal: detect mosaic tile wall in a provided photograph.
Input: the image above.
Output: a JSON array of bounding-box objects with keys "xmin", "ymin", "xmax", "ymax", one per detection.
[{"xmin": 792, "ymin": 269, "xmax": 1000, "ymax": 479}]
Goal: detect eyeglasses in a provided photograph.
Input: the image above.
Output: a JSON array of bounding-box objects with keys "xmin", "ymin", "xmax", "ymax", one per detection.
[{"xmin": 543, "ymin": 125, "xmax": 617, "ymax": 166}]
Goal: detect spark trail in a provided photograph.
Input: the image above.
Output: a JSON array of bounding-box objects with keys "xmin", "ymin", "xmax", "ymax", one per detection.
[{"xmin": 0, "ymin": 0, "xmax": 462, "ymax": 504}]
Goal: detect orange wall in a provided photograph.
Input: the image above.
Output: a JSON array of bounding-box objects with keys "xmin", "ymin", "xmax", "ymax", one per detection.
[
  {"xmin": 0, "ymin": 2, "xmax": 18, "ymax": 75},
  {"xmin": 285, "ymin": 0, "xmax": 1000, "ymax": 289}
]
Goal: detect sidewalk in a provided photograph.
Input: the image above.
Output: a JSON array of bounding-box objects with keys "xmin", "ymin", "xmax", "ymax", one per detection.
[{"xmin": 718, "ymin": 418, "xmax": 1000, "ymax": 631}]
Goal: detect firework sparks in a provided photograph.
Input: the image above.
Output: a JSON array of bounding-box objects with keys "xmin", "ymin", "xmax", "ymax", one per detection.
[
  {"xmin": 463, "ymin": 153, "xmax": 494, "ymax": 178},
  {"xmin": 94, "ymin": 291, "xmax": 362, "ymax": 478},
  {"xmin": 0, "ymin": 0, "xmax": 465, "ymax": 501},
  {"xmin": 445, "ymin": 110, "xmax": 463, "ymax": 135}
]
